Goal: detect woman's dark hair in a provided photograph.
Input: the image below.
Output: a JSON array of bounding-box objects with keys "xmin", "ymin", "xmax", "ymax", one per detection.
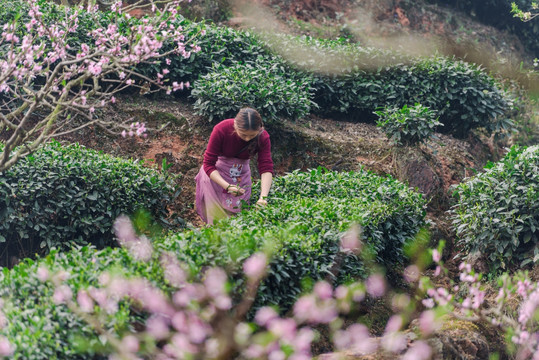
[
  {"xmin": 234, "ymin": 108, "xmax": 263, "ymax": 155},
  {"xmin": 234, "ymin": 108, "xmax": 263, "ymax": 131}
]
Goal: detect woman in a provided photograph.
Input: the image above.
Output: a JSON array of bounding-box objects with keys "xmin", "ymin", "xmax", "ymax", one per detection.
[{"xmin": 195, "ymin": 108, "xmax": 274, "ymax": 224}]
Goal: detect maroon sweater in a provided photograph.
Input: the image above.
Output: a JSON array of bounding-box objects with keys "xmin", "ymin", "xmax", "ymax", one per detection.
[{"xmin": 203, "ymin": 119, "xmax": 274, "ymax": 177}]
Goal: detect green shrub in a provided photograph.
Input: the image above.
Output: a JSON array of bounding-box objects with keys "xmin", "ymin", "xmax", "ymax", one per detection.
[
  {"xmin": 0, "ymin": 2, "xmax": 511, "ymax": 136},
  {"xmin": 164, "ymin": 168, "xmax": 427, "ymax": 309},
  {"xmin": 259, "ymin": 35, "xmax": 512, "ymax": 137},
  {"xmin": 191, "ymin": 59, "xmax": 315, "ymax": 122},
  {"xmin": 0, "ymin": 140, "xmax": 176, "ymax": 262},
  {"xmin": 144, "ymin": 21, "xmax": 270, "ymax": 86},
  {"xmin": 451, "ymin": 145, "xmax": 539, "ymax": 271},
  {"xmin": 0, "ymin": 167, "xmax": 426, "ymax": 358},
  {"xmin": 375, "ymin": 103, "xmax": 442, "ymax": 146},
  {"xmin": 0, "ymin": 245, "xmax": 168, "ymax": 359}
]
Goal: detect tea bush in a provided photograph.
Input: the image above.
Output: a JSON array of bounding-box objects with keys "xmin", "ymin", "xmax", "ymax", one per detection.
[
  {"xmin": 0, "ymin": 1, "xmax": 511, "ymax": 136},
  {"xmin": 451, "ymin": 145, "xmax": 539, "ymax": 271},
  {"xmin": 165, "ymin": 167, "xmax": 427, "ymax": 309},
  {"xmin": 375, "ymin": 103, "xmax": 442, "ymax": 146},
  {"xmin": 0, "ymin": 168, "xmax": 426, "ymax": 358},
  {"xmin": 191, "ymin": 59, "xmax": 315, "ymax": 122},
  {"xmin": 0, "ymin": 140, "xmax": 176, "ymax": 262},
  {"xmin": 0, "ymin": 246, "xmax": 166, "ymax": 360}
]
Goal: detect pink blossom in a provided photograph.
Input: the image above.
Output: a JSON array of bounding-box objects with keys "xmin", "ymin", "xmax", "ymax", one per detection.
[
  {"xmin": 340, "ymin": 226, "xmax": 361, "ymax": 252},
  {"xmin": 335, "ymin": 285, "xmax": 349, "ymax": 301},
  {"xmin": 53, "ymin": 285, "xmax": 73, "ymax": 304},
  {"xmin": 381, "ymin": 332, "xmax": 407, "ymax": 353},
  {"xmin": 268, "ymin": 318, "xmax": 297, "ymax": 339},
  {"xmin": 146, "ymin": 316, "xmax": 169, "ymax": 340},
  {"xmin": 0, "ymin": 337, "xmax": 14, "ymax": 356},
  {"xmin": 113, "ymin": 215, "xmax": 137, "ymax": 243},
  {"xmin": 418, "ymin": 310, "xmax": 439, "ymax": 335},
  {"xmin": 77, "ymin": 290, "xmax": 94, "ymax": 312},
  {"xmin": 268, "ymin": 350, "xmax": 286, "ymax": 360},
  {"xmin": 187, "ymin": 315, "xmax": 210, "ymax": 344},
  {"xmin": 172, "ymin": 311, "xmax": 188, "ymax": 333},
  {"xmin": 243, "ymin": 344, "xmax": 265, "ymax": 358},
  {"xmin": 128, "ymin": 235, "xmax": 153, "ymax": 261},
  {"xmin": 432, "ymin": 249, "xmax": 441, "ymax": 263},
  {"xmin": 213, "ymin": 294, "xmax": 232, "ymax": 310},
  {"xmin": 519, "ymin": 289, "xmax": 539, "ymax": 325},
  {"xmin": 401, "ymin": 340, "xmax": 432, "ymax": 360},
  {"xmin": 255, "ymin": 306, "xmax": 279, "ymax": 326},
  {"xmin": 204, "ymin": 268, "xmax": 228, "ymax": 298},
  {"xmin": 293, "ymin": 295, "xmax": 317, "ymax": 322},
  {"xmin": 366, "ymin": 274, "xmax": 386, "ymax": 298},
  {"xmin": 160, "ymin": 254, "xmax": 187, "ymax": 288},
  {"xmin": 385, "ymin": 315, "xmax": 403, "ymax": 334},
  {"xmin": 314, "ymin": 281, "xmax": 333, "ymax": 300},
  {"xmin": 172, "ymin": 81, "xmax": 184, "ymax": 91},
  {"xmin": 293, "ymin": 328, "xmax": 315, "ymax": 353},
  {"xmin": 422, "ymin": 298, "xmax": 435, "ymax": 308},
  {"xmin": 243, "ymin": 253, "xmax": 268, "ymax": 279},
  {"xmin": 334, "ymin": 324, "xmax": 377, "ymax": 354},
  {"xmin": 121, "ymin": 335, "xmax": 139, "ymax": 353},
  {"xmin": 36, "ymin": 267, "xmax": 49, "ymax": 282},
  {"xmin": 403, "ymin": 265, "xmax": 420, "ymax": 283}
]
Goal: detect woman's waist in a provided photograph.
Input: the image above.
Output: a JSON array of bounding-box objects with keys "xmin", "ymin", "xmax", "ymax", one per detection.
[{"xmin": 217, "ymin": 156, "xmax": 250, "ymax": 164}]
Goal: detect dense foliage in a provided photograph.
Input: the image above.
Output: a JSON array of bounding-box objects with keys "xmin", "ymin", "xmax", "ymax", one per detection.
[
  {"xmin": 165, "ymin": 168, "xmax": 427, "ymax": 310},
  {"xmin": 297, "ymin": 37, "xmax": 511, "ymax": 137},
  {"xmin": 0, "ymin": 141, "xmax": 176, "ymax": 263},
  {"xmin": 0, "ymin": 245, "xmax": 166, "ymax": 360},
  {"xmin": 375, "ymin": 103, "xmax": 442, "ymax": 146},
  {"xmin": 191, "ymin": 59, "xmax": 315, "ymax": 122},
  {"xmin": 0, "ymin": 0, "xmax": 512, "ymax": 137},
  {"xmin": 451, "ymin": 145, "xmax": 539, "ymax": 271},
  {"xmin": 0, "ymin": 168, "xmax": 426, "ymax": 358}
]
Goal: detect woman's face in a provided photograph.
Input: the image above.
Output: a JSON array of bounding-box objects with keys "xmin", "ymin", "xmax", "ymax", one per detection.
[{"xmin": 234, "ymin": 124, "xmax": 262, "ymax": 142}]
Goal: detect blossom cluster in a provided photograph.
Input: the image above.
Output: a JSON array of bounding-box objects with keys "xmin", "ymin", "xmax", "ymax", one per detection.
[
  {"xmin": 0, "ymin": 0, "xmax": 201, "ymax": 172},
  {"xmin": 12, "ymin": 218, "xmax": 539, "ymax": 359}
]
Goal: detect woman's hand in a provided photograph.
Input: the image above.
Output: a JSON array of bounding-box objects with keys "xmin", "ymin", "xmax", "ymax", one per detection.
[
  {"xmin": 256, "ymin": 197, "xmax": 268, "ymax": 207},
  {"xmin": 226, "ymin": 184, "xmax": 245, "ymax": 196}
]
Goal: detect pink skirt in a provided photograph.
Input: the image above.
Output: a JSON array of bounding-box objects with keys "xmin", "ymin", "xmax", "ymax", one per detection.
[{"xmin": 195, "ymin": 156, "xmax": 252, "ymax": 225}]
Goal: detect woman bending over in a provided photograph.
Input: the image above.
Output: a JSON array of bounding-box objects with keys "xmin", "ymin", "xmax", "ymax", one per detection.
[{"xmin": 195, "ymin": 108, "xmax": 274, "ymax": 224}]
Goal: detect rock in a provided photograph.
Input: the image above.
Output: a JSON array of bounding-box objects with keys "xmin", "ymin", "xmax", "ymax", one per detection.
[{"xmin": 318, "ymin": 317, "xmax": 491, "ymax": 360}]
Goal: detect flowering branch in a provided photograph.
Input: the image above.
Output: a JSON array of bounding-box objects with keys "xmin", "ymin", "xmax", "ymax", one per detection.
[
  {"xmin": 511, "ymin": 1, "xmax": 539, "ymax": 21},
  {"xmin": 0, "ymin": 0, "xmax": 200, "ymax": 172}
]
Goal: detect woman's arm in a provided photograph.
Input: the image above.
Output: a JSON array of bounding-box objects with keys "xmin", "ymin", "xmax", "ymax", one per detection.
[
  {"xmin": 209, "ymin": 170, "xmax": 245, "ymax": 195},
  {"xmin": 257, "ymin": 172, "xmax": 273, "ymax": 206}
]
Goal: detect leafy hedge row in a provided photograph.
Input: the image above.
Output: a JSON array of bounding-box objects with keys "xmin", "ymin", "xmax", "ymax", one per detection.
[
  {"xmin": 0, "ymin": 0, "xmax": 512, "ymax": 137},
  {"xmin": 451, "ymin": 145, "xmax": 539, "ymax": 271},
  {"xmin": 191, "ymin": 58, "xmax": 316, "ymax": 121},
  {"xmin": 162, "ymin": 168, "xmax": 427, "ymax": 309},
  {"xmin": 279, "ymin": 36, "xmax": 511, "ymax": 137},
  {"xmin": 190, "ymin": 33, "xmax": 511, "ymax": 136},
  {"xmin": 0, "ymin": 140, "xmax": 176, "ymax": 262},
  {"xmin": 0, "ymin": 168, "xmax": 426, "ymax": 358},
  {"xmin": 0, "ymin": 246, "xmax": 160, "ymax": 359}
]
